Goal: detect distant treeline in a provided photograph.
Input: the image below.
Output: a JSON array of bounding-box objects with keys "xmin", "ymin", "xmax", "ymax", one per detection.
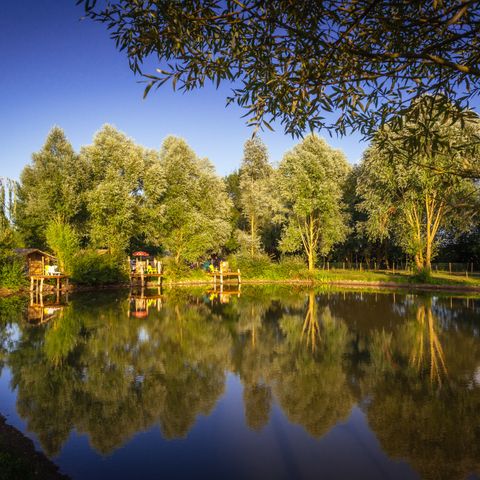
[{"xmin": 1, "ymin": 97, "xmax": 480, "ymax": 282}]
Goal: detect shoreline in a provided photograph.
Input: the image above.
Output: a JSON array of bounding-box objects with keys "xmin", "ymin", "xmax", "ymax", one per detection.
[
  {"xmin": 3, "ymin": 276, "xmax": 480, "ymax": 298},
  {"xmin": 0, "ymin": 414, "xmax": 69, "ymax": 479}
]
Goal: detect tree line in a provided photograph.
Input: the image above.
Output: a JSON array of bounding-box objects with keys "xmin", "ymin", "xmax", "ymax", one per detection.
[{"xmin": 1, "ymin": 98, "xmax": 480, "ymax": 280}]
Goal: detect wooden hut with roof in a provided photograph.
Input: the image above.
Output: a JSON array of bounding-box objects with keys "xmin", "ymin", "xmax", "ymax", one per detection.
[
  {"xmin": 14, "ymin": 248, "xmax": 57, "ymax": 276},
  {"xmin": 14, "ymin": 248, "xmax": 69, "ymax": 292}
]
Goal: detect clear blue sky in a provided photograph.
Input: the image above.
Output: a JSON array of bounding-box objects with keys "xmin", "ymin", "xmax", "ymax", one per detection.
[{"xmin": 0, "ymin": 1, "xmax": 369, "ymax": 181}]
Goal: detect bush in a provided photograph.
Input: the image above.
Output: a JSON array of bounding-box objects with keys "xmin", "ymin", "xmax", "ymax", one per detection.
[
  {"xmin": 227, "ymin": 252, "xmax": 312, "ymax": 280},
  {"xmin": 275, "ymin": 256, "xmax": 313, "ymax": 280},
  {"xmin": 161, "ymin": 257, "xmax": 211, "ymax": 281},
  {"xmin": 0, "ymin": 257, "xmax": 27, "ymax": 289},
  {"xmin": 161, "ymin": 257, "xmax": 191, "ymax": 279},
  {"xmin": 228, "ymin": 251, "xmax": 274, "ymax": 279},
  {"xmin": 71, "ymin": 251, "xmax": 127, "ymax": 285},
  {"xmin": 411, "ymin": 267, "xmax": 432, "ymax": 284}
]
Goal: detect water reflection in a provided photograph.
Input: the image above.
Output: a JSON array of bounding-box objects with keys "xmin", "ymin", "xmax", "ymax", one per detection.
[{"xmin": 0, "ymin": 288, "xmax": 480, "ymax": 479}]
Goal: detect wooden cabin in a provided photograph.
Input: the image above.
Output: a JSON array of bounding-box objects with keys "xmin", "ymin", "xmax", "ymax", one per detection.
[{"xmin": 14, "ymin": 248, "xmax": 57, "ymax": 276}]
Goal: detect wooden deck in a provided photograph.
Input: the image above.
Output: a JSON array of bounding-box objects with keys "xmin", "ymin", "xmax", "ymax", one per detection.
[
  {"xmin": 129, "ymin": 272, "xmax": 164, "ymax": 287},
  {"xmin": 30, "ymin": 275, "xmax": 70, "ymax": 293},
  {"xmin": 208, "ymin": 269, "xmax": 241, "ymax": 285}
]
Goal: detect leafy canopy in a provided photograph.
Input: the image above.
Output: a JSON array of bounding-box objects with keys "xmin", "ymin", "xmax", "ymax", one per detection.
[
  {"xmin": 79, "ymin": 0, "xmax": 480, "ymax": 137},
  {"xmin": 277, "ymin": 134, "xmax": 350, "ymax": 269},
  {"xmin": 154, "ymin": 136, "xmax": 231, "ymax": 263},
  {"xmin": 357, "ymin": 102, "xmax": 480, "ymax": 269}
]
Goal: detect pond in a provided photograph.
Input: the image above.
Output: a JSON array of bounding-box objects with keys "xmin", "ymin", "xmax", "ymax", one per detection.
[{"xmin": 0, "ymin": 286, "xmax": 479, "ymax": 480}]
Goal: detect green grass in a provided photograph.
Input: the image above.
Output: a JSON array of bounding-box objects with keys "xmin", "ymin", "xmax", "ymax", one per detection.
[{"xmin": 164, "ymin": 263, "xmax": 480, "ymax": 289}]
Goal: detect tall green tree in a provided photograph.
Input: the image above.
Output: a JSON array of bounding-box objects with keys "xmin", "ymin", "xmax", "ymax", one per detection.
[
  {"xmin": 16, "ymin": 127, "xmax": 88, "ymax": 247},
  {"xmin": 82, "ymin": 125, "xmax": 147, "ymax": 255},
  {"xmin": 45, "ymin": 217, "xmax": 80, "ymax": 274},
  {"xmin": 277, "ymin": 135, "xmax": 350, "ymax": 270},
  {"xmin": 0, "ymin": 178, "xmax": 19, "ymax": 255},
  {"xmin": 152, "ymin": 136, "xmax": 231, "ymax": 263},
  {"xmin": 238, "ymin": 138, "xmax": 274, "ymax": 257},
  {"xmin": 357, "ymin": 104, "xmax": 480, "ymax": 271}
]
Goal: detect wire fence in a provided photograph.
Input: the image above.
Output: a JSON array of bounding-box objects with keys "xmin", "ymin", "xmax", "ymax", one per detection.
[{"xmin": 321, "ymin": 261, "xmax": 479, "ymax": 276}]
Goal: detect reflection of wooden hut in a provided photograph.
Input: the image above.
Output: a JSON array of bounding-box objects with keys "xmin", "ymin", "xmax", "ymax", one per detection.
[
  {"xmin": 14, "ymin": 248, "xmax": 56, "ymax": 276},
  {"xmin": 27, "ymin": 294, "xmax": 67, "ymax": 325}
]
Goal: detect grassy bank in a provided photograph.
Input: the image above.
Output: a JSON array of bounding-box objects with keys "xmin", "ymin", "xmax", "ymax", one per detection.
[
  {"xmin": 2, "ymin": 264, "xmax": 480, "ymax": 298},
  {"xmin": 163, "ymin": 264, "xmax": 480, "ymax": 290}
]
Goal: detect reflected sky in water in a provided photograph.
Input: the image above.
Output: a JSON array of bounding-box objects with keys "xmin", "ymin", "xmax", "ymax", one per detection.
[{"xmin": 0, "ymin": 287, "xmax": 479, "ymax": 480}]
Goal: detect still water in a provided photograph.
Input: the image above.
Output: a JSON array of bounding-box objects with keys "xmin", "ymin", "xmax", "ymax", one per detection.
[{"xmin": 0, "ymin": 286, "xmax": 480, "ymax": 480}]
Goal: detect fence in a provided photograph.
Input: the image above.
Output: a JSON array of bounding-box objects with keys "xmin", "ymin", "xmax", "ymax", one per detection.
[{"xmin": 320, "ymin": 261, "xmax": 479, "ymax": 275}]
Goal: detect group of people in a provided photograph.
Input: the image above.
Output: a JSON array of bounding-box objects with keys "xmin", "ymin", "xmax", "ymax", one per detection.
[{"xmin": 202, "ymin": 254, "xmax": 222, "ymax": 273}]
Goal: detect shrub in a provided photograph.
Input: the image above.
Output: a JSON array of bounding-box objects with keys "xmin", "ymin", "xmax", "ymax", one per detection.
[
  {"xmin": 228, "ymin": 251, "xmax": 273, "ymax": 279},
  {"xmin": 71, "ymin": 251, "xmax": 127, "ymax": 285},
  {"xmin": 275, "ymin": 256, "xmax": 313, "ymax": 280},
  {"xmin": 162, "ymin": 257, "xmax": 191, "ymax": 279},
  {"xmin": 411, "ymin": 267, "xmax": 432, "ymax": 284},
  {"xmin": 0, "ymin": 257, "xmax": 27, "ymax": 289}
]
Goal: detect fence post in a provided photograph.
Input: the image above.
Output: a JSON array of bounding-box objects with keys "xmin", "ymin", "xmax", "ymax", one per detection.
[{"xmin": 449, "ymin": 262, "xmax": 452, "ymax": 274}]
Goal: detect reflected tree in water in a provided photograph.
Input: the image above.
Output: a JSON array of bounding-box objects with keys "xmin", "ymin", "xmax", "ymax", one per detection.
[
  {"xmin": 364, "ymin": 300, "xmax": 480, "ymax": 480},
  {"xmin": 408, "ymin": 302, "xmax": 447, "ymax": 385},
  {"xmin": 7, "ymin": 294, "xmax": 231, "ymax": 455},
  {"xmin": 272, "ymin": 292, "xmax": 354, "ymax": 437},
  {"xmin": 232, "ymin": 292, "xmax": 275, "ymax": 431}
]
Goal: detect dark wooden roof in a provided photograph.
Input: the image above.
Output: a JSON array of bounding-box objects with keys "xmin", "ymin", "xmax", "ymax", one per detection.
[{"xmin": 14, "ymin": 248, "xmax": 56, "ymax": 259}]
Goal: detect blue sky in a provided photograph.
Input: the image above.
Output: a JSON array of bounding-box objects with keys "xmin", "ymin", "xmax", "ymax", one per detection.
[{"xmin": 0, "ymin": 1, "xmax": 369, "ymax": 181}]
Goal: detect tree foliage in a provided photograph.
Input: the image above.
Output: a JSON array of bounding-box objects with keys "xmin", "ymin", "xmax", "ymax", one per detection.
[
  {"xmin": 15, "ymin": 127, "xmax": 89, "ymax": 248},
  {"xmin": 277, "ymin": 135, "xmax": 350, "ymax": 270},
  {"xmin": 154, "ymin": 136, "xmax": 231, "ymax": 263},
  {"xmin": 82, "ymin": 125, "xmax": 148, "ymax": 255},
  {"xmin": 357, "ymin": 101, "xmax": 480, "ymax": 270},
  {"xmin": 238, "ymin": 138, "xmax": 274, "ymax": 256},
  {"xmin": 45, "ymin": 217, "xmax": 80, "ymax": 274},
  {"xmin": 79, "ymin": 0, "xmax": 480, "ymax": 137}
]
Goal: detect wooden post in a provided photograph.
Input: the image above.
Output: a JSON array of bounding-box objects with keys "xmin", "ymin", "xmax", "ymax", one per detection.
[
  {"xmin": 238, "ymin": 269, "xmax": 241, "ymax": 285},
  {"xmin": 30, "ymin": 277, "xmax": 34, "ymax": 292},
  {"xmin": 449, "ymin": 262, "xmax": 452, "ymax": 274},
  {"xmin": 220, "ymin": 270, "xmax": 223, "ymax": 286},
  {"xmin": 40, "ymin": 278, "xmax": 44, "ymax": 294},
  {"xmin": 56, "ymin": 277, "xmax": 60, "ymax": 291}
]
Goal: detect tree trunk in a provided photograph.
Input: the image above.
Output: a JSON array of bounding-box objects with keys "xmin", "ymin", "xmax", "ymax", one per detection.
[
  {"xmin": 308, "ymin": 249, "xmax": 314, "ymax": 271},
  {"xmin": 250, "ymin": 215, "xmax": 255, "ymax": 257}
]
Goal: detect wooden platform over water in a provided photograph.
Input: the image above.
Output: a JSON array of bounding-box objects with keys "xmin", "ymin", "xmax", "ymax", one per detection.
[
  {"xmin": 208, "ymin": 269, "xmax": 241, "ymax": 285},
  {"xmin": 129, "ymin": 272, "xmax": 164, "ymax": 287},
  {"xmin": 30, "ymin": 275, "xmax": 70, "ymax": 293}
]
